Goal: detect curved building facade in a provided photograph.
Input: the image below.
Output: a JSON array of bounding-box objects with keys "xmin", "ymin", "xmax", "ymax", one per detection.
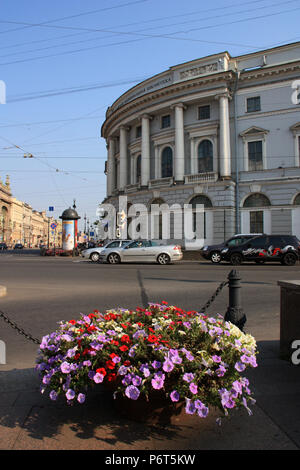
[{"xmin": 101, "ymin": 42, "xmax": 300, "ymax": 246}]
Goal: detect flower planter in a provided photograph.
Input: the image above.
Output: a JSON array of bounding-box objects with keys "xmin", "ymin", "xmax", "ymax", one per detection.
[
  {"xmin": 112, "ymin": 390, "xmax": 185, "ymax": 425},
  {"xmin": 36, "ymin": 302, "xmax": 258, "ymax": 422}
]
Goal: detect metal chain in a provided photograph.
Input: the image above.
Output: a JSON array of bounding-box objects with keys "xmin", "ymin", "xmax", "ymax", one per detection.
[
  {"xmin": 0, "ymin": 309, "xmax": 40, "ymax": 345},
  {"xmin": 0, "ymin": 278, "xmax": 228, "ymax": 344},
  {"xmin": 200, "ymin": 280, "xmax": 229, "ymax": 313}
]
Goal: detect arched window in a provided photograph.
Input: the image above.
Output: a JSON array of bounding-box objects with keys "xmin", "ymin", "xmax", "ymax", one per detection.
[
  {"xmin": 293, "ymin": 194, "xmax": 300, "ymax": 205},
  {"xmin": 161, "ymin": 147, "xmax": 173, "ymax": 178},
  {"xmin": 136, "ymin": 155, "xmax": 141, "ymax": 183},
  {"xmin": 189, "ymin": 195, "xmax": 212, "ymax": 239},
  {"xmin": 243, "ymin": 193, "xmax": 270, "ymax": 234},
  {"xmin": 243, "ymin": 193, "xmax": 271, "ymax": 208},
  {"xmin": 198, "ymin": 140, "xmax": 213, "ymax": 173},
  {"xmin": 190, "ymin": 195, "xmax": 213, "ymax": 208}
]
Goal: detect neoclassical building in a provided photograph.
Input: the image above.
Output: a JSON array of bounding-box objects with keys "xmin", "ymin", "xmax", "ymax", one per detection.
[
  {"xmin": 101, "ymin": 42, "xmax": 300, "ymax": 246},
  {"xmin": 0, "ymin": 176, "xmax": 62, "ymax": 247}
]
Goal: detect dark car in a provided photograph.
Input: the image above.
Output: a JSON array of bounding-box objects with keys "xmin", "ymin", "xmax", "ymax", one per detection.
[
  {"xmin": 0, "ymin": 242, "xmax": 8, "ymax": 250},
  {"xmin": 200, "ymin": 234, "xmax": 263, "ymax": 264},
  {"xmin": 220, "ymin": 234, "xmax": 300, "ymax": 266},
  {"xmin": 13, "ymin": 243, "xmax": 23, "ymax": 249}
]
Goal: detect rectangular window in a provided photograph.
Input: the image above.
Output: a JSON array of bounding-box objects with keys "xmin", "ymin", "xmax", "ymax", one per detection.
[
  {"xmin": 161, "ymin": 114, "xmax": 171, "ymax": 129},
  {"xmin": 248, "ymin": 140, "xmax": 263, "ymax": 171},
  {"xmin": 198, "ymin": 105, "xmax": 210, "ymax": 120},
  {"xmin": 136, "ymin": 126, "xmax": 141, "ymax": 138},
  {"xmin": 247, "ymin": 96, "xmax": 261, "ymax": 113},
  {"xmin": 250, "ymin": 211, "xmax": 263, "ymax": 233}
]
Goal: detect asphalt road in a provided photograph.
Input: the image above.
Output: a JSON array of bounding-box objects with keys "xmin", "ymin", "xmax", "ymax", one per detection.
[{"xmin": 0, "ymin": 251, "xmax": 299, "ymax": 370}]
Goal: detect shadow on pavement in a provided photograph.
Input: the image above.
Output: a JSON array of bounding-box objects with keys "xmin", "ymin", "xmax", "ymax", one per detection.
[{"xmin": 0, "ymin": 340, "xmax": 299, "ymax": 449}]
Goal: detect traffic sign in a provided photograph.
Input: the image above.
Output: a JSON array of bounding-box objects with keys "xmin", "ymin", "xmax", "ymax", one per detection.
[
  {"xmin": 49, "ymin": 206, "xmax": 54, "ymax": 212},
  {"xmin": 50, "ymin": 223, "xmax": 57, "ymax": 230}
]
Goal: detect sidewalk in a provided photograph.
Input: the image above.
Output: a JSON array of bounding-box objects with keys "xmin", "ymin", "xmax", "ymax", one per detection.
[{"xmin": 0, "ymin": 336, "xmax": 299, "ymax": 450}]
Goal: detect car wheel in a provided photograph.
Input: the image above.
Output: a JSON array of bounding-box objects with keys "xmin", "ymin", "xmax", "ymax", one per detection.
[
  {"xmin": 210, "ymin": 251, "xmax": 221, "ymax": 264},
  {"xmin": 107, "ymin": 253, "xmax": 121, "ymax": 264},
  {"xmin": 282, "ymin": 252, "xmax": 297, "ymax": 266},
  {"xmin": 230, "ymin": 253, "xmax": 243, "ymax": 265},
  {"xmin": 157, "ymin": 253, "xmax": 170, "ymax": 265},
  {"xmin": 90, "ymin": 252, "xmax": 100, "ymax": 262}
]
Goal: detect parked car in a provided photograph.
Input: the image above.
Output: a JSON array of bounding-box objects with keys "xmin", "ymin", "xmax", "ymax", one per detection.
[
  {"xmin": 0, "ymin": 242, "xmax": 8, "ymax": 250},
  {"xmin": 81, "ymin": 239, "xmax": 132, "ymax": 262},
  {"xmin": 220, "ymin": 234, "xmax": 300, "ymax": 266},
  {"xmin": 13, "ymin": 243, "xmax": 23, "ymax": 249},
  {"xmin": 44, "ymin": 247, "xmax": 65, "ymax": 256},
  {"xmin": 99, "ymin": 240, "xmax": 183, "ymax": 265},
  {"xmin": 200, "ymin": 234, "xmax": 263, "ymax": 264}
]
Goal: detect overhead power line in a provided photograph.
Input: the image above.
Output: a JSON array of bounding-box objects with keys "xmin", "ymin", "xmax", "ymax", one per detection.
[{"xmin": 0, "ymin": 1, "xmax": 300, "ymax": 66}]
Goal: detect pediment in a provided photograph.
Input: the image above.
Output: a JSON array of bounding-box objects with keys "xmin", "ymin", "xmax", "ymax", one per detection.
[
  {"xmin": 240, "ymin": 126, "xmax": 269, "ymax": 137},
  {"xmin": 290, "ymin": 122, "xmax": 300, "ymax": 133}
]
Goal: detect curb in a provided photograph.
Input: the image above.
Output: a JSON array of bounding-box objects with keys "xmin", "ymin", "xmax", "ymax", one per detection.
[{"xmin": 0, "ymin": 285, "xmax": 7, "ymax": 297}]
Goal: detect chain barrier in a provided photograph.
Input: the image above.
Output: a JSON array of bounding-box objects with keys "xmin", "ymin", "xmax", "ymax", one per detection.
[
  {"xmin": 200, "ymin": 280, "xmax": 229, "ymax": 314},
  {"xmin": 0, "ymin": 309, "xmax": 40, "ymax": 345},
  {"xmin": 0, "ymin": 278, "xmax": 229, "ymax": 345}
]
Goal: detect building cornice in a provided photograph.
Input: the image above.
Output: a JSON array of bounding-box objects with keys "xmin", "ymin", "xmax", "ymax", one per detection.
[{"xmin": 101, "ymin": 71, "xmax": 235, "ymax": 138}]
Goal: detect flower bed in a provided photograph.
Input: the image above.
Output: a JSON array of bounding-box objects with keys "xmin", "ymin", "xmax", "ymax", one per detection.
[{"xmin": 36, "ymin": 302, "xmax": 257, "ymax": 422}]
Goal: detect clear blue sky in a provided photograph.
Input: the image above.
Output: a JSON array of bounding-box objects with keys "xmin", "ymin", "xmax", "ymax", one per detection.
[{"xmin": 0, "ymin": 0, "xmax": 299, "ymax": 230}]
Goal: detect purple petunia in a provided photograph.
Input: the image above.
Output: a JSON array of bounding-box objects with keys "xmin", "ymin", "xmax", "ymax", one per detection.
[
  {"xmin": 170, "ymin": 390, "xmax": 180, "ymax": 402},
  {"xmin": 185, "ymin": 399, "xmax": 196, "ymax": 415},
  {"xmin": 125, "ymin": 385, "xmax": 140, "ymax": 400},
  {"xmin": 189, "ymin": 382, "xmax": 198, "ymax": 394},
  {"xmin": 163, "ymin": 359, "xmax": 174, "ymax": 373},
  {"xmin": 49, "ymin": 390, "xmax": 58, "ymax": 401},
  {"xmin": 77, "ymin": 393, "xmax": 86, "ymax": 404},
  {"xmin": 183, "ymin": 372, "xmax": 194, "ymax": 383},
  {"xmin": 60, "ymin": 361, "xmax": 71, "ymax": 374},
  {"xmin": 93, "ymin": 372, "xmax": 104, "ymax": 384},
  {"xmin": 151, "ymin": 372, "xmax": 165, "ymax": 390},
  {"xmin": 66, "ymin": 389, "xmax": 75, "ymax": 400},
  {"xmin": 234, "ymin": 361, "xmax": 246, "ymax": 372}
]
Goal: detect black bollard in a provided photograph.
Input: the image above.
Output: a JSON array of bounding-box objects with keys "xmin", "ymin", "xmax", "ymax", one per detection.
[{"xmin": 224, "ymin": 269, "xmax": 247, "ymax": 331}]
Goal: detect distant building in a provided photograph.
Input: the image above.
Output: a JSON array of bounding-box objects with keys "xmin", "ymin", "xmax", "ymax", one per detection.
[
  {"xmin": 0, "ymin": 176, "xmax": 62, "ymax": 247},
  {"xmin": 101, "ymin": 42, "xmax": 300, "ymax": 245}
]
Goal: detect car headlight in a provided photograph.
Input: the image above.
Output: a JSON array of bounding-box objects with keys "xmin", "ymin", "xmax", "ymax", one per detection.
[
  {"xmin": 221, "ymin": 248, "xmax": 229, "ymax": 253},
  {"xmin": 202, "ymin": 246, "xmax": 208, "ymax": 251}
]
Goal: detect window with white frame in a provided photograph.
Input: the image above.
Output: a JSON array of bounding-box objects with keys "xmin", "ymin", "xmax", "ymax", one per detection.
[{"xmin": 248, "ymin": 140, "xmax": 263, "ymax": 171}]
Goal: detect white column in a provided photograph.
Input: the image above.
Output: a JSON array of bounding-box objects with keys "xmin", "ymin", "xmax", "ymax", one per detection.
[
  {"xmin": 119, "ymin": 126, "xmax": 128, "ymax": 191},
  {"xmin": 141, "ymin": 114, "xmax": 151, "ymax": 187},
  {"xmin": 218, "ymin": 94, "xmax": 231, "ymax": 178},
  {"xmin": 107, "ymin": 138, "xmax": 115, "ymax": 197},
  {"xmin": 174, "ymin": 104, "xmax": 185, "ymax": 181}
]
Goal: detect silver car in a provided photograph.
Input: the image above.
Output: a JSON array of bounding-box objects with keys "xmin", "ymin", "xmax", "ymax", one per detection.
[
  {"xmin": 81, "ymin": 240, "xmax": 131, "ymax": 262},
  {"xmin": 99, "ymin": 240, "xmax": 183, "ymax": 265}
]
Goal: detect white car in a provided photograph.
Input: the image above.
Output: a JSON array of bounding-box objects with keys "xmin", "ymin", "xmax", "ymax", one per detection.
[
  {"xmin": 81, "ymin": 240, "xmax": 131, "ymax": 262},
  {"xmin": 99, "ymin": 240, "xmax": 183, "ymax": 265}
]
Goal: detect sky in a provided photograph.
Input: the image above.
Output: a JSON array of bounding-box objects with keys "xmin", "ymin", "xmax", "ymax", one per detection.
[{"xmin": 0, "ymin": 0, "xmax": 299, "ymax": 232}]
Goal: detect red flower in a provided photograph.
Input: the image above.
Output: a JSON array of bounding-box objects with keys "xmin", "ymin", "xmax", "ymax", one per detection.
[
  {"xmin": 74, "ymin": 353, "xmax": 81, "ymax": 360},
  {"xmin": 96, "ymin": 367, "xmax": 107, "ymax": 376},
  {"xmin": 110, "ymin": 340, "xmax": 119, "ymax": 346},
  {"xmin": 69, "ymin": 320, "xmax": 76, "ymax": 325},
  {"xmin": 119, "ymin": 345, "xmax": 128, "ymax": 352},
  {"xmin": 107, "ymin": 373, "xmax": 116, "ymax": 382},
  {"xmin": 147, "ymin": 335, "xmax": 158, "ymax": 343},
  {"xmin": 120, "ymin": 334, "xmax": 131, "ymax": 344},
  {"xmin": 109, "ymin": 353, "xmax": 119, "ymax": 360},
  {"xmin": 162, "ymin": 301, "xmax": 168, "ymax": 305},
  {"xmin": 121, "ymin": 323, "xmax": 128, "ymax": 329},
  {"xmin": 106, "ymin": 360, "xmax": 116, "ymax": 370},
  {"xmin": 87, "ymin": 325, "xmax": 97, "ymax": 333},
  {"xmin": 123, "ymin": 360, "xmax": 131, "ymax": 366}
]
